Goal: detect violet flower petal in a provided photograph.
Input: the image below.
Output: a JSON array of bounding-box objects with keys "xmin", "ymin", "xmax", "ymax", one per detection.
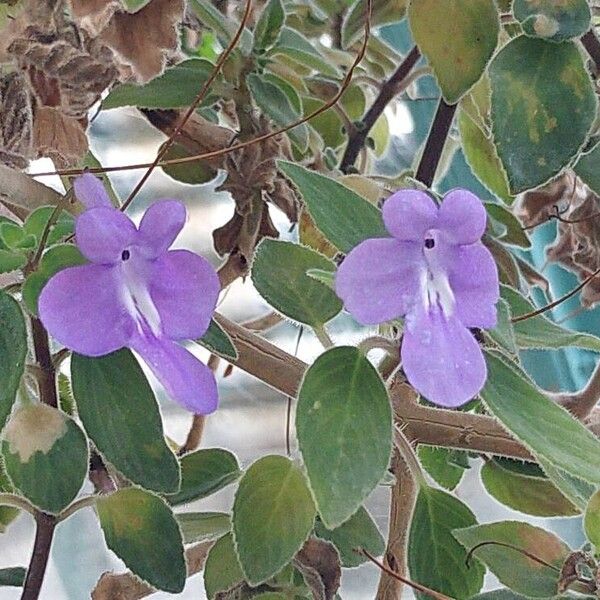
[
  {"xmin": 382, "ymin": 189, "xmax": 437, "ymax": 241},
  {"xmin": 401, "ymin": 305, "xmax": 487, "ymax": 407},
  {"xmin": 449, "ymin": 242, "xmax": 499, "ymax": 329},
  {"xmin": 336, "ymin": 237, "xmax": 422, "ymax": 325},
  {"xmin": 149, "ymin": 249, "xmax": 220, "ymax": 340},
  {"xmin": 38, "ymin": 264, "xmax": 134, "ymax": 356},
  {"xmin": 131, "ymin": 332, "xmax": 218, "ymax": 414},
  {"xmin": 138, "ymin": 200, "xmax": 186, "ymax": 259},
  {"xmin": 74, "ymin": 173, "xmax": 112, "ymax": 209},
  {"xmin": 437, "ymin": 189, "xmax": 487, "ymax": 244},
  {"xmin": 75, "ymin": 207, "xmax": 137, "ymax": 264}
]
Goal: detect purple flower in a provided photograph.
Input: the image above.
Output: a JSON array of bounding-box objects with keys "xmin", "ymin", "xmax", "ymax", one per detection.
[
  {"xmin": 39, "ymin": 174, "xmax": 221, "ymax": 414},
  {"xmin": 336, "ymin": 189, "xmax": 499, "ymax": 407}
]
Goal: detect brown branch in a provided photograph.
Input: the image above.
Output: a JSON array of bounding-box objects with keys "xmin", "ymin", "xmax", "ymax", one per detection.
[
  {"xmin": 340, "ymin": 46, "xmax": 421, "ymax": 173},
  {"xmin": 21, "ymin": 512, "xmax": 56, "ymax": 600},
  {"xmin": 30, "ymin": 318, "xmax": 58, "ymax": 409},
  {"xmin": 375, "ymin": 448, "xmax": 418, "ymax": 600},
  {"xmin": 91, "ymin": 542, "xmax": 212, "ymax": 600},
  {"xmin": 31, "ymin": 0, "xmax": 374, "ymax": 180},
  {"xmin": 415, "ymin": 98, "xmax": 457, "ymax": 188},
  {"xmin": 581, "ymin": 29, "xmax": 600, "ymax": 72},
  {"xmin": 214, "ymin": 313, "xmax": 533, "ymax": 459},
  {"xmin": 121, "ymin": 0, "xmax": 254, "ymax": 211}
]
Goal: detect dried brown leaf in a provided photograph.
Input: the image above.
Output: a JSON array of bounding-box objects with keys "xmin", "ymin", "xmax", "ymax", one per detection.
[
  {"xmin": 99, "ymin": 0, "xmax": 185, "ymax": 83},
  {"xmin": 69, "ymin": 0, "xmax": 123, "ymax": 37},
  {"xmin": 32, "ymin": 106, "xmax": 88, "ymax": 167},
  {"xmin": 293, "ymin": 537, "xmax": 342, "ymax": 600},
  {"xmin": 0, "ymin": 71, "xmax": 32, "ymax": 168}
]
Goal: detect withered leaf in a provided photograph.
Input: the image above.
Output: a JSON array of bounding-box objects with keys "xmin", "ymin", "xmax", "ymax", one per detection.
[
  {"xmin": 293, "ymin": 537, "xmax": 342, "ymax": 600},
  {"xmin": 69, "ymin": 0, "xmax": 123, "ymax": 37},
  {"xmin": 99, "ymin": 0, "xmax": 185, "ymax": 83},
  {"xmin": 32, "ymin": 106, "xmax": 88, "ymax": 167},
  {"xmin": 0, "ymin": 71, "xmax": 32, "ymax": 168}
]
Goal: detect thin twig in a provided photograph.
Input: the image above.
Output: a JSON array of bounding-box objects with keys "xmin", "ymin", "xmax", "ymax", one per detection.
[
  {"xmin": 511, "ymin": 266, "xmax": 600, "ymax": 323},
  {"xmin": 121, "ymin": 0, "xmax": 254, "ymax": 211},
  {"xmin": 340, "ymin": 45, "xmax": 421, "ymax": 173},
  {"xmin": 362, "ymin": 549, "xmax": 455, "ymax": 600},
  {"xmin": 30, "ymin": 318, "xmax": 58, "ymax": 409},
  {"xmin": 415, "ymin": 98, "xmax": 457, "ymax": 187},
  {"xmin": 465, "ymin": 541, "xmax": 560, "ymax": 572},
  {"xmin": 31, "ymin": 0, "xmax": 373, "ymax": 180}
]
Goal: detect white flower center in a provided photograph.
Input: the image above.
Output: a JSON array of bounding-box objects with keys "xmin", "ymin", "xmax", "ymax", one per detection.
[
  {"xmin": 118, "ymin": 251, "xmax": 162, "ymax": 337},
  {"xmin": 421, "ymin": 230, "xmax": 455, "ymax": 318}
]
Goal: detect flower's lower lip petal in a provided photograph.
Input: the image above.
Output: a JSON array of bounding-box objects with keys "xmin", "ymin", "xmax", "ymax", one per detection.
[
  {"xmin": 150, "ymin": 249, "xmax": 220, "ymax": 340},
  {"xmin": 38, "ymin": 264, "xmax": 134, "ymax": 356},
  {"xmin": 336, "ymin": 238, "xmax": 421, "ymax": 325},
  {"xmin": 76, "ymin": 207, "xmax": 137, "ymax": 264},
  {"xmin": 401, "ymin": 306, "xmax": 486, "ymax": 407},
  {"xmin": 131, "ymin": 334, "xmax": 218, "ymax": 414}
]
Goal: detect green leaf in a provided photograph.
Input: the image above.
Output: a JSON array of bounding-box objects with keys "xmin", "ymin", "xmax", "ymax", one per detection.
[
  {"xmin": 418, "ymin": 446, "xmax": 466, "ymax": 491},
  {"xmin": 0, "ymin": 223, "xmax": 35, "ymax": 250},
  {"xmin": 453, "ymin": 521, "xmax": 570, "ymax": 597},
  {"xmin": 408, "ymin": 486, "xmax": 484, "ymax": 599},
  {"xmin": 409, "ymin": 0, "xmax": 499, "ymax": 103},
  {"xmin": 204, "ymin": 533, "xmax": 244, "ymax": 599},
  {"xmin": 0, "ymin": 567, "xmax": 26, "ymax": 587},
  {"xmin": 481, "ymin": 352, "xmax": 600, "ymax": 487},
  {"xmin": 278, "ymin": 161, "xmax": 387, "ymax": 253},
  {"xmin": 0, "ymin": 466, "xmax": 19, "ymax": 532},
  {"xmin": 176, "ymin": 511, "xmax": 231, "ymax": 544},
  {"xmin": 160, "ymin": 143, "xmax": 217, "ymax": 185},
  {"xmin": 513, "ymin": 0, "xmax": 590, "ymax": 41},
  {"xmin": 190, "ymin": 0, "xmax": 253, "ymax": 53},
  {"xmin": 485, "ymin": 203, "xmax": 530, "ymax": 248},
  {"xmin": 270, "ymin": 28, "xmax": 340, "ymax": 78},
  {"xmin": 501, "ymin": 285, "xmax": 600, "ymax": 352},
  {"xmin": 0, "ymin": 250, "xmax": 26, "ymax": 274},
  {"xmin": 342, "ymin": 0, "xmax": 407, "ymax": 48},
  {"xmin": 103, "ymin": 59, "xmax": 217, "ymax": 109},
  {"xmin": 23, "ymin": 206, "xmax": 74, "ymax": 247},
  {"xmin": 487, "ymin": 299, "xmax": 518, "ymax": 356},
  {"xmin": 2, "ymin": 404, "xmax": 88, "ymax": 514},
  {"xmin": 97, "ymin": 488, "xmax": 186, "ymax": 593},
  {"xmin": 254, "ymin": 0, "xmax": 285, "ymax": 52},
  {"xmin": 539, "ymin": 457, "xmax": 596, "ymax": 511},
  {"xmin": 297, "ymin": 346, "xmax": 392, "ymax": 528},
  {"xmin": 489, "ymin": 35, "xmax": 596, "ymax": 193},
  {"xmin": 584, "ymin": 489, "xmax": 600, "ymax": 548},
  {"xmin": 233, "ymin": 455, "xmax": 316, "ymax": 585},
  {"xmin": 247, "ymin": 73, "xmax": 308, "ymax": 152},
  {"xmin": 0, "ymin": 292, "xmax": 25, "ymax": 431},
  {"xmin": 481, "ymin": 460, "xmax": 579, "ymax": 517},
  {"xmin": 314, "ymin": 506, "xmax": 384, "ymax": 568},
  {"xmin": 22, "ymin": 245, "xmax": 87, "ymax": 316},
  {"xmin": 251, "ymin": 239, "xmax": 341, "ymax": 327},
  {"xmin": 71, "ymin": 350, "xmax": 180, "ymax": 493},
  {"xmin": 306, "ymin": 268, "xmax": 335, "ymax": 290},
  {"xmin": 197, "ymin": 319, "xmax": 238, "ymax": 360},
  {"xmin": 166, "ymin": 448, "xmax": 240, "ymax": 506},
  {"xmin": 574, "ymin": 140, "xmax": 600, "ymax": 196}
]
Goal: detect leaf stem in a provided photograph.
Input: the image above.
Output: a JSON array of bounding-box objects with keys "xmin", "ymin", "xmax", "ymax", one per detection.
[
  {"xmin": 0, "ymin": 493, "xmax": 36, "ymax": 516},
  {"xmin": 340, "ymin": 46, "xmax": 421, "ymax": 173},
  {"xmin": 415, "ymin": 97, "xmax": 457, "ymax": 188},
  {"xmin": 57, "ymin": 495, "xmax": 97, "ymax": 523},
  {"xmin": 313, "ymin": 325, "xmax": 334, "ymax": 348}
]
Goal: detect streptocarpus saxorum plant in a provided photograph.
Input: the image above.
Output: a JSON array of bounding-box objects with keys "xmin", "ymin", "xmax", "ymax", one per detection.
[{"xmin": 4, "ymin": 0, "xmax": 600, "ymax": 599}]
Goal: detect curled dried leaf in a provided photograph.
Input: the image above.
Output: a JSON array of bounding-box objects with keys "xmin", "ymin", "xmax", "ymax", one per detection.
[
  {"xmin": 0, "ymin": 71, "xmax": 32, "ymax": 168},
  {"xmin": 293, "ymin": 537, "xmax": 342, "ymax": 600}
]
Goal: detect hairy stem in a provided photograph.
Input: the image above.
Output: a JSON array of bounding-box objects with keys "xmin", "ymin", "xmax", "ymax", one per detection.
[
  {"xmin": 21, "ymin": 512, "xmax": 56, "ymax": 600},
  {"xmin": 375, "ymin": 449, "xmax": 418, "ymax": 600},
  {"xmin": 556, "ymin": 359, "xmax": 600, "ymax": 419},
  {"xmin": 581, "ymin": 29, "xmax": 600, "ymax": 72},
  {"xmin": 415, "ymin": 98, "xmax": 457, "ymax": 187},
  {"xmin": 30, "ymin": 318, "xmax": 58, "ymax": 409},
  {"xmin": 340, "ymin": 46, "xmax": 421, "ymax": 173}
]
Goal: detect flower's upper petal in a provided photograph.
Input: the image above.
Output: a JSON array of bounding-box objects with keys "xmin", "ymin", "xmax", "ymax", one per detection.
[
  {"xmin": 401, "ymin": 305, "xmax": 487, "ymax": 407},
  {"xmin": 449, "ymin": 242, "xmax": 499, "ymax": 328},
  {"xmin": 138, "ymin": 200, "xmax": 186, "ymax": 259},
  {"xmin": 382, "ymin": 189, "xmax": 438, "ymax": 241},
  {"xmin": 74, "ymin": 174, "xmax": 112, "ymax": 209},
  {"xmin": 38, "ymin": 264, "xmax": 134, "ymax": 356},
  {"xmin": 150, "ymin": 249, "xmax": 220, "ymax": 340},
  {"xmin": 336, "ymin": 237, "xmax": 422, "ymax": 324},
  {"xmin": 438, "ymin": 189, "xmax": 487, "ymax": 244},
  {"xmin": 131, "ymin": 333, "xmax": 218, "ymax": 414},
  {"xmin": 76, "ymin": 207, "xmax": 137, "ymax": 264}
]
